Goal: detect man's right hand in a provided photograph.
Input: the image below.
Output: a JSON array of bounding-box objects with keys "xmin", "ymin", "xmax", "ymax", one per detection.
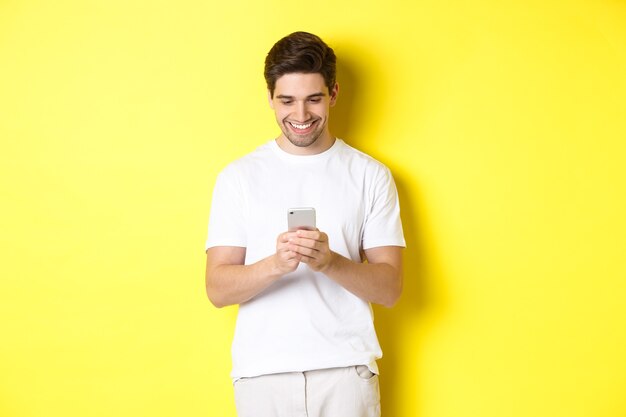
[
  {"xmin": 206, "ymin": 231, "xmax": 303, "ymax": 308},
  {"xmin": 273, "ymin": 231, "xmax": 301, "ymax": 275}
]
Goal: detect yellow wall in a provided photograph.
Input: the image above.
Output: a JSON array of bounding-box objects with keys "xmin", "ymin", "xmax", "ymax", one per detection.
[{"xmin": 1, "ymin": 1, "xmax": 625, "ymax": 416}]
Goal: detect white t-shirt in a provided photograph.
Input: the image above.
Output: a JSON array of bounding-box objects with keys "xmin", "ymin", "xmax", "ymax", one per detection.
[{"xmin": 206, "ymin": 139, "xmax": 405, "ymax": 379}]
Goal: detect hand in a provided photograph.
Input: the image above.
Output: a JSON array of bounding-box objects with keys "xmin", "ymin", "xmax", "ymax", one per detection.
[
  {"xmin": 273, "ymin": 231, "xmax": 301, "ymax": 275},
  {"xmin": 287, "ymin": 229, "xmax": 335, "ymax": 272}
]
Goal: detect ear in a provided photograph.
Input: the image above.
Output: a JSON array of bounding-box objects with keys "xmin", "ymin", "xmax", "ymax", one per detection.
[
  {"xmin": 268, "ymin": 90, "xmax": 274, "ymax": 109},
  {"xmin": 329, "ymin": 83, "xmax": 339, "ymax": 107}
]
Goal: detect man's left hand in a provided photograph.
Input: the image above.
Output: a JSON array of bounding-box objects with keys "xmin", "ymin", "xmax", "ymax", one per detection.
[{"xmin": 287, "ymin": 229, "xmax": 335, "ymax": 272}]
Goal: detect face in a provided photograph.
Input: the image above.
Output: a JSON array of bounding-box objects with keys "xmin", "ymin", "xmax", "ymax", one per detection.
[{"xmin": 269, "ymin": 73, "xmax": 338, "ymax": 154}]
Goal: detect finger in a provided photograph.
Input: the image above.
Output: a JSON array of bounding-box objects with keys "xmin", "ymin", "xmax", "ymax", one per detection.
[
  {"xmin": 296, "ymin": 230, "xmax": 328, "ymax": 243},
  {"xmin": 297, "ymin": 253, "xmax": 315, "ymax": 264},
  {"xmin": 277, "ymin": 241, "xmax": 291, "ymax": 251},
  {"xmin": 285, "ymin": 249, "xmax": 302, "ymax": 259},
  {"xmin": 279, "ymin": 232, "xmax": 297, "ymax": 242},
  {"xmin": 289, "ymin": 238, "xmax": 322, "ymax": 252},
  {"xmin": 279, "ymin": 235, "xmax": 300, "ymax": 249},
  {"xmin": 295, "ymin": 229, "xmax": 319, "ymax": 240},
  {"xmin": 288, "ymin": 237, "xmax": 317, "ymax": 250},
  {"xmin": 289, "ymin": 252, "xmax": 303, "ymax": 263},
  {"xmin": 290, "ymin": 244, "xmax": 318, "ymax": 258}
]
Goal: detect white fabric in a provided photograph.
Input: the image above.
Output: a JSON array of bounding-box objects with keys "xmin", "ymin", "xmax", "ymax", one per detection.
[{"xmin": 206, "ymin": 139, "xmax": 405, "ymax": 380}]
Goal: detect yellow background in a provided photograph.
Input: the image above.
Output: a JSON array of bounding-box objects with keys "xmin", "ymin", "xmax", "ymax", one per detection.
[{"xmin": 1, "ymin": 0, "xmax": 625, "ymax": 416}]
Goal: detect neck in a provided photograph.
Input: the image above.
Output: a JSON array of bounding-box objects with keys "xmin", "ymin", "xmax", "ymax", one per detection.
[{"xmin": 276, "ymin": 131, "xmax": 336, "ymax": 155}]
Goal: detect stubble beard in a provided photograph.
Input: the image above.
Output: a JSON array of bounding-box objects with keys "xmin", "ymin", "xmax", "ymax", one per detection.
[{"xmin": 281, "ymin": 119, "xmax": 326, "ymax": 148}]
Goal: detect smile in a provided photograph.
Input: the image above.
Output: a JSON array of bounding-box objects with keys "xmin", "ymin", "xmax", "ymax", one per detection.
[{"xmin": 289, "ymin": 121, "xmax": 313, "ymax": 130}]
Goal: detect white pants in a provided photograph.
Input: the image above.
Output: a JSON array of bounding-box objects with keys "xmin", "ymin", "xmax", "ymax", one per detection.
[{"xmin": 233, "ymin": 366, "xmax": 381, "ymax": 417}]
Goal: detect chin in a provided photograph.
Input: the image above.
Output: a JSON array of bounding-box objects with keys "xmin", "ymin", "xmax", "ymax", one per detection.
[{"xmin": 287, "ymin": 134, "xmax": 320, "ymax": 148}]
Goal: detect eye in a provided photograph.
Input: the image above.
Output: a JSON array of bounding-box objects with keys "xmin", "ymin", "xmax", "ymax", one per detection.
[
  {"xmin": 309, "ymin": 98, "xmax": 322, "ymax": 103},
  {"xmin": 281, "ymin": 100, "xmax": 293, "ymax": 105}
]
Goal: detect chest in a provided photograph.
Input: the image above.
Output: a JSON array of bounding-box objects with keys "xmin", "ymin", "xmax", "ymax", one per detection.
[{"xmin": 241, "ymin": 162, "xmax": 370, "ymax": 253}]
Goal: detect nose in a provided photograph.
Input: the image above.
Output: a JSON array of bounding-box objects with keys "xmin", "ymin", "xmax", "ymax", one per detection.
[{"xmin": 293, "ymin": 101, "xmax": 309, "ymax": 122}]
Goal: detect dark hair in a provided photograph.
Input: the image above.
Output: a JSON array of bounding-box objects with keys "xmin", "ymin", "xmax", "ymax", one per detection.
[{"xmin": 264, "ymin": 31, "xmax": 336, "ymax": 98}]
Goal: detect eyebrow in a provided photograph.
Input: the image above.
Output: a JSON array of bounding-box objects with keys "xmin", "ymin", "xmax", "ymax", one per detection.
[{"xmin": 276, "ymin": 92, "xmax": 326, "ymax": 100}]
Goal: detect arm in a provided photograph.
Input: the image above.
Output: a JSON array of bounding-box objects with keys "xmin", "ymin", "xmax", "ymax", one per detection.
[
  {"xmin": 287, "ymin": 230, "xmax": 403, "ymax": 307},
  {"xmin": 205, "ymin": 232, "xmax": 301, "ymax": 308}
]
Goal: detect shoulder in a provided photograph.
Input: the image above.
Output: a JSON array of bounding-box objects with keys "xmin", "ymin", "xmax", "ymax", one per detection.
[
  {"xmin": 335, "ymin": 139, "xmax": 393, "ymax": 179},
  {"xmin": 217, "ymin": 140, "xmax": 275, "ymax": 179}
]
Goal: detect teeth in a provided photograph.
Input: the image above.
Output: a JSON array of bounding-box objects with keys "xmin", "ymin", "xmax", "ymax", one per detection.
[{"xmin": 290, "ymin": 122, "xmax": 312, "ymax": 130}]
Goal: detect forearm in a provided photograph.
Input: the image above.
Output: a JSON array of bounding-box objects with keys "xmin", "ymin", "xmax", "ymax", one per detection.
[
  {"xmin": 322, "ymin": 252, "xmax": 402, "ymax": 308},
  {"xmin": 206, "ymin": 255, "xmax": 282, "ymax": 308}
]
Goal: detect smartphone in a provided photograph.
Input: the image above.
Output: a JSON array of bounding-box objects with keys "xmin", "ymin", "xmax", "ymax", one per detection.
[{"xmin": 288, "ymin": 207, "xmax": 316, "ymax": 231}]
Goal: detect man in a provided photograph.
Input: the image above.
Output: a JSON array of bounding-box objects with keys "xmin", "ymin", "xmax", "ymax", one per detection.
[{"xmin": 205, "ymin": 31, "xmax": 405, "ymax": 417}]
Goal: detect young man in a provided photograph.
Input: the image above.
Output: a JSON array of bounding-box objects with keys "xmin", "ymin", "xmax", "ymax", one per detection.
[{"xmin": 205, "ymin": 31, "xmax": 405, "ymax": 417}]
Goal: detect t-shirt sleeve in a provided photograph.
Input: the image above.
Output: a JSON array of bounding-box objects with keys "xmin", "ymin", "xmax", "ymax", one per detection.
[
  {"xmin": 205, "ymin": 168, "xmax": 247, "ymax": 250},
  {"xmin": 361, "ymin": 166, "xmax": 406, "ymax": 250}
]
